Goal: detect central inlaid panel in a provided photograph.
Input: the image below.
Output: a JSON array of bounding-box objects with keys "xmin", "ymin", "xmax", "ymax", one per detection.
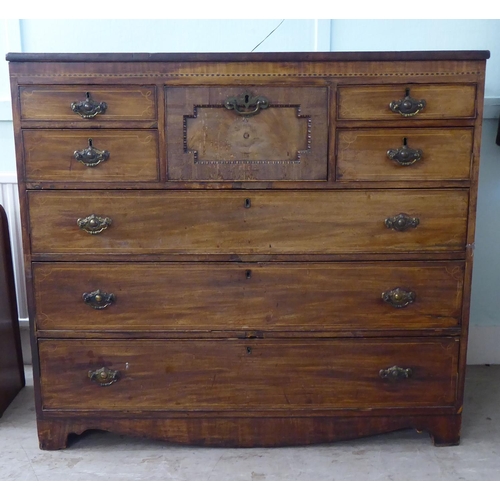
[{"xmin": 166, "ymin": 86, "xmax": 328, "ymax": 181}]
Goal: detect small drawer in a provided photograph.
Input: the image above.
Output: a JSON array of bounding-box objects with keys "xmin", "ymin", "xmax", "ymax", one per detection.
[
  {"xmin": 23, "ymin": 130, "xmax": 159, "ymax": 182},
  {"xmin": 166, "ymin": 86, "xmax": 328, "ymax": 181},
  {"xmin": 337, "ymin": 84, "xmax": 476, "ymax": 120},
  {"xmin": 28, "ymin": 189, "xmax": 468, "ymax": 255},
  {"xmin": 39, "ymin": 338, "xmax": 459, "ymax": 411},
  {"xmin": 336, "ymin": 128, "xmax": 473, "ymax": 181},
  {"xmin": 19, "ymin": 85, "xmax": 157, "ymax": 122},
  {"xmin": 33, "ymin": 262, "xmax": 464, "ymax": 332}
]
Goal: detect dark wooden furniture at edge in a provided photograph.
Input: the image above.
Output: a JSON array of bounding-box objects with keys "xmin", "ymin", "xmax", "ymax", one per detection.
[
  {"xmin": 0, "ymin": 204, "xmax": 25, "ymax": 417},
  {"xmin": 6, "ymin": 50, "xmax": 490, "ymax": 449}
]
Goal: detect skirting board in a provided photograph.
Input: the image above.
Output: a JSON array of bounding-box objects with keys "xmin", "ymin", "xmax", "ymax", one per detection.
[{"xmin": 467, "ymin": 326, "xmax": 500, "ymax": 365}]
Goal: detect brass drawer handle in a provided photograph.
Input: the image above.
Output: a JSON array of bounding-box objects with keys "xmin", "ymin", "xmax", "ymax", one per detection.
[
  {"xmin": 83, "ymin": 289, "xmax": 115, "ymax": 309},
  {"xmin": 387, "ymin": 138, "xmax": 423, "ymax": 166},
  {"xmin": 379, "ymin": 366, "xmax": 413, "ymax": 381},
  {"xmin": 74, "ymin": 139, "xmax": 110, "ymax": 167},
  {"xmin": 71, "ymin": 91, "xmax": 107, "ymax": 119},
  {"xmin": 389, "ymin": 89, "xmax": 426, "ymax": 117},
  {"xmin": 77, "ymin": 214, "xmax": 112, "ymax": 234},
  {"xmin": 224, "ymin": 91, "xmax": 269, "ymax": 116},
  {"xmin": 385, "ymin": 213, "xmax": 419, "ymax": 232},
  {"xmin": 382, "ymin": 287, "xmax": 416, "ymax": 308},
  {"xmin": 88, "ymin": 367, "xmax": 120, "ymax": 386}
]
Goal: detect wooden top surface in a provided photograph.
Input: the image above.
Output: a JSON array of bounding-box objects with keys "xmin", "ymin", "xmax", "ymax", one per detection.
[{"xmin": 5, "ymin": 50, "xmax": 491, "ymax": 63}]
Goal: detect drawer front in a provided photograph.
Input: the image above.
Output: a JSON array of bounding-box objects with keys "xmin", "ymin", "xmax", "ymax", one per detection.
[
  {"xmin": 19, "ymin": 85, "xmax": 157, "ymax": 121},
  {"xmin": 33, "ymin": 262, "xmax": 464, "ymax": 332},
  {"xmin": 29, "ymin": 190, "xmax": 468, "ymax": 255},
  {"xmin": 336, "ymin": 128, "xmax": 473, "ymax": 181},
  {"xmin": 166, "ymin": 86, "xmax": 328, "ymax": 181},
  {"xmin": 39, "ymin": 338, "xmax": 459, "ymax": 411},
  {"xmin": 23, "ymin": 130, "xmax": 159, "ymax": 182},
  {"xmin": 337, "ymin": 84, "xmax": 476, "ymax": 120}
]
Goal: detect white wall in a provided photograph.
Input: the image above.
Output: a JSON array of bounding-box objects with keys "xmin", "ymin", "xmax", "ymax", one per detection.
[
  {"xmin": 19, "ymin": 19, "xmax": 330, "ymax": 54},
  {"xmin": 0, "ymin": 20, "xmax": 21, "ymax": 179},
  {"xmin": 1, "ymin": 19, "xmax": 499, "ymax": 363}
]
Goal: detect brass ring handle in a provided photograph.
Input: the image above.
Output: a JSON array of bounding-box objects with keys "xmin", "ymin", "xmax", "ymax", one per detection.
[
  {"xmin": 71, "ymin": 92, "xmax": 107, "ymax": 119},
  {"xmin": 88, "ymin": 367, "xmax": 120, "ymax": 386},
  {"xmin": 389, "ymin": 89, "xmax": 426, "ymax": 117},
  {"xmin": 74, "ymin": 139, "xmax": 110, "ymax": 167},
  {"xmin": 385, "ymin": 213, "xmax": 419, "ymax": 232},
  {"xmin": 387, "ymin": 141, "xmax": 423, "ymax": 166},
  {"xmin": 83, "ymin": 289, "xmax": 115, "ymax": 309},
  {"xmin": 224, "ymin": 91, "xmax": 270, "ymax": 116},
  {"xmin": 77, "ymin": 214, "xmax": 112, "ymax": 234},
  {"xmin": 382, "ymin": 287, "xmax": 416, "ymax": 308},
  {"xmin": 379, "ymin": 366, "xmax": 413, "ymax": 381}
]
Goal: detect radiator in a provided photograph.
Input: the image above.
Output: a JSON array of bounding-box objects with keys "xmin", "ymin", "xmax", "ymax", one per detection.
[{"xmin": 0, "ymin": 175, "xmax": 28, "ymax": 320}]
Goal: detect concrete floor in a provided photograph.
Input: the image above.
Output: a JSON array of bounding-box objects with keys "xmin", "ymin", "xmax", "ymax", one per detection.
[{"xmin": 0, "ymin": 365, "xmax": 499, "ymax": 481}]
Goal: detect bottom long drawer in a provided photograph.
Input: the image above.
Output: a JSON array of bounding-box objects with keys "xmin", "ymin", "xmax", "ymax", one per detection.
[{"xmin": 39, "ymin": 338, "xmax": 459, "ymax": 411}]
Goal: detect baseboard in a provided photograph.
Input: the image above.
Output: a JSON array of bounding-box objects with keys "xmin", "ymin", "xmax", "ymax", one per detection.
[
  {"xmin": 19, "ymin": 321, "xmax": 31, "ymax": 365},
  {"xmin": 467, "ymin": 326, "xmax": 500, "ymax": 365}
]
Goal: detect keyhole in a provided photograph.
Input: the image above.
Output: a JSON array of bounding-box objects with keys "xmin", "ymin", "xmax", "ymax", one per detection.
[
  {"xmin": 405, "ymin": 88, "xmax": 410, "ymax": 97},
  {"xmin": 246, "ymin": 347, "xmax": 252, "ymax": 354},
  {"xmin": 88, "ymin": 138, "xmax": 93, "ymax": 147},
  {"xmin": 245, "ymin": 94, "xmax": 250, "ymax": 104},
  {"xmin": 403, "ymin": 137, "xmax": 407, "ymax": 146},
  {"xmin": 246, "ymin": 270, "xmax": 252, "ymax": 279},
  {"xmin": 244, "ymin": 198, "xmax": 251, "ymax": 209},
  {"xmin": 86, "ymin": 91, "xmax": 91, "ymax": 99}
]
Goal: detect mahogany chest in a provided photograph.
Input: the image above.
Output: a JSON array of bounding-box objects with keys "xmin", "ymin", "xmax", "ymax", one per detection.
[{"xmin": 7, "ymin": 50, "xmax": 489, "ymax": 449}]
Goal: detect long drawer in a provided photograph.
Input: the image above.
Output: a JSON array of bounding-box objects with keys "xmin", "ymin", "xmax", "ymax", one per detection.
[
  {"xmin": 39, "ymin": 338, "xmax": 459, "ymax": 411},
  {"xmin": 33, "ymin": 262, "xmax": 464, "ymax": 332},
  {"xmin": 28, "ymin": 190, "xmax": 469, "ymax": 255}
]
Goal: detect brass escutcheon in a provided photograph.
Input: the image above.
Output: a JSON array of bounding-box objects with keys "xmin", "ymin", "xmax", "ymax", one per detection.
[
  {"xmin": 74, "ymin": 138, "xmax": 110, "ymax": 167},
  {"xmin": 387, "ymin": 138, "xmax": 423, "ymax": 166},
  {"xmin": 382, "ymin": 287, "xmax": 416, "ymax": 308},
  {"xmin": 224, "ymin": 91, "xmax": 270, "ymax": 116},
  {"xmin": 389, "ymin": 89, "xmax": 426, "ymax": 117},
  {"xmin": 379, "ymin": 365, "xmax": 413, "ymax": 381},
  {"xmin": 83, "ymin": 289, "xmax": 115, "ymax": 309},
  {"xmin": 77, "ymin": 214, "xmax": 112, "ymax": 234},
  {"xmin": 385, "ymin": 213, "xmax": 420, "ymax": 232},
  {"xmin": 88, "ymin": 367, "xmax": 120, "ymax": 386},
  {"xmin": 71, "ymin": 92, "xmax": 107, "ymax": 119}
]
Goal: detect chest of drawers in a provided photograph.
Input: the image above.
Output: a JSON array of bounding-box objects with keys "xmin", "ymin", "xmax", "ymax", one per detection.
[{"xmin": 7, "ymin": 51, "xmax": 489, "ymax": 449}]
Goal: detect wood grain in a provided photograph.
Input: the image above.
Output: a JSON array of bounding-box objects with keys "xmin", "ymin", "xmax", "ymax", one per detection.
[
  {"xmin": 28, "ymin": 189, "xmax": 469, "ymax": 255},
  {"xmin": 19, "ymin": 85, "xmax": 157, "ymax": 121},
  {"xmin": 337, "ymin": 84, "xmax": 476, "ymax": 120},
  {"xmin": 38, "ymin": 338, "xmax": 459, "ymax": 411},
  {"xmin": 166, "ymin": 86, "xmax": 328, "ymax": 181},
  {"xmin": 33, "ymin": 262, "xmax": 464, "ymax": 331},
  {"xmin": 336, "ymin": 128, "xmax": 473, "ymax": 181},
  {"xmin": 23, "ymin": 129, "xmax": 159, "ymax": 182},
  {"xmin": 7, "ymin": 51, "xmax": 488, "ymax": 449}
]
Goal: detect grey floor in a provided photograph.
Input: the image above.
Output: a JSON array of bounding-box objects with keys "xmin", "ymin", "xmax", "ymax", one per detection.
[{"xmin": 1, "ymin": 365, "xmax": 499, "ymax": 481}]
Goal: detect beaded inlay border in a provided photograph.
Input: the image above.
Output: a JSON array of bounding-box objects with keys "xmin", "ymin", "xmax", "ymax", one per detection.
[{"xmin": 183, "ymin": 104, "xmax": 312, "ymax": 165}]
